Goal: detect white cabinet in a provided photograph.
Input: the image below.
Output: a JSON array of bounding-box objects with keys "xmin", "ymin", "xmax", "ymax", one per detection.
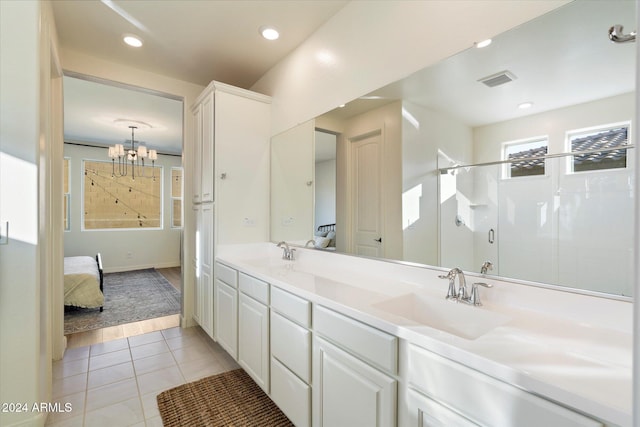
[
  {"xmin": 312, "ymin": 305, "xmax": 397, "ymax": 427},
  {"xmin": 193, "ymin": 203, "xmax": 213, "ymax": 338},
  {"xmin": 190, "ymin": 83, "xmax": 270, "ymax": 335},
  {"xmin": 405, "ymin": 387, "xmax": 478, "ymax": 427},
  {"xmin": 214, "ymin": 263, "xmax": 238, "ymax": 359},
  {"xmin": 406, "ymin": 343, "xmax": 603, "ymax": 427},
  {"xmin": 238, "ymin": 272, "xmax": 270, "ymax": 393},
  {"xmin": 270, "ymin": 287, "xmax": 312, "ymax": 427},
  {"xmin": 199, "ymin": 203, "xmax": 214, "ymax": 337},
  {"xmin": 313, "ymin": 336, "xmax": 396, "ymax": 427},
  {"xmin": 192, "ymin": 205, "xmax": 201, "ymax": 324},
  {"xmin": 191, "ymin": 90, "xmax": 214, "ymax": 204},
  {"xmin": 190, "ymin": 81, "xmax": 271, "ymax": 241},
  {"xmin": 191, "ymin": 102, "xmax": 202, "ymax": 204}
]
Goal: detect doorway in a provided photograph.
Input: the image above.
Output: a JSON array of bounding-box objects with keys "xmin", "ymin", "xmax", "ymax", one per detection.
[{"xmin": 60, "ymin": 73, "xmax": 184, "ymax": 343}]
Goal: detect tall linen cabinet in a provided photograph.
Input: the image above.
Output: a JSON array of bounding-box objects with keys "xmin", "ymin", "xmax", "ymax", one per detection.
[{"xmin": 190, "ymin": 81, "xmax": 271, "ymax": 339}]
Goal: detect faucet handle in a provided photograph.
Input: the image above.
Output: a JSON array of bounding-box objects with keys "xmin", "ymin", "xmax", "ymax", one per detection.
[
  {"xmin": 438, "ymin": 272, "xmax": 458, "ymax": 300},
  {"xmin": 288, "ymin": 248, "xmax": 296, "ymax": 260},
  {"xmin": 468, "ymin": 282, "xmax": 492, "ymax": 306}
]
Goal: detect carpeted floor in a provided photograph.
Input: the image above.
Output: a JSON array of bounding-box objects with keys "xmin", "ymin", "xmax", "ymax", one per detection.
[
  {"xmin": 157, "ymin": 369, "xmax": 294, "ymax": 427},
  {"xmin": 64, "ymin": 268, "xmax": 181, "ymax": 334}
]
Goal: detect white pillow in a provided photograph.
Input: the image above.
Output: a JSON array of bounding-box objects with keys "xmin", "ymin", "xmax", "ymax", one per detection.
[
  {"xmin": 315, "ymin": 230, "xmax": 329, "ymax": 237},
  {"xmin": 314, "ymin": 236, "xmax": 331, "ymax": 248},
  {"xmin": 326, "ymin": 230, "xmax": 336, "ymax": 240}
]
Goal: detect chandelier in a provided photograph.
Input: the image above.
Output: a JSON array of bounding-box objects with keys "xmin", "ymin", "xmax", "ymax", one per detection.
[{"xmin": 107, "ymin": 125, "xmax": 157, "ymax": 180}]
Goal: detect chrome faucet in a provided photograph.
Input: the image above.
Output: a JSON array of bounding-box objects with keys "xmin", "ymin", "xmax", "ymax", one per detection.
[
  {"xmin": 276, "ymin": 241, "xmax": 296, "ymax": 260},
  {"xmin": 438, "ymin": 268, "xmax": 468, "ymax": 301},
  {"xmin": 439, "ymin": 268, "xmax": 493, "ymax": 305},
  {"xmin": 480, "ymin": 261, "xmax": 493, "ymax": 275},
  {"xmin": 305, "ymin": 239, "xmax": 315, "ymax": 248}
]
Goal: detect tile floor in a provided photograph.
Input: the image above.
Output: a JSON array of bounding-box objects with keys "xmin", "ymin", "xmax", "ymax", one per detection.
[{"xmin": 47, "ymin": 326, "xmax": 239, "ymax": 427}]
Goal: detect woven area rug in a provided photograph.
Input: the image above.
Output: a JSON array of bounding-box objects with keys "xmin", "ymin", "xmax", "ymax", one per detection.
[
  {"xmin": 157, "ymin": 369, "xmax": 294, "ymax": 427},
  {"xmin": 64, "ymin": 268, "xmax": 180, "ymax": 334}
]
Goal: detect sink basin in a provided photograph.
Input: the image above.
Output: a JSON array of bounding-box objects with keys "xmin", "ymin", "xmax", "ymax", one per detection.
[{"xmin": 373, "ymin": 293, "xmax": 511, "ymax": 340}]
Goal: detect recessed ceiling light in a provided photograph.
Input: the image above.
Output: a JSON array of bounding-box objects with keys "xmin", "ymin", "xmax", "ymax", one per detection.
[
  {"xmin": 260, "ymin": 26, "xmax": 279, "ymax": 41},
  {"xmin": 518, "ymin": 102, "xmax": 533, "ymax": 109},
  {"xmin": 475, "ymin": 39, "xmax": 492, "ymax": 48},
  {"xmin": 123, "ymin": 34, "xmax": 143, "ymax": 47}
]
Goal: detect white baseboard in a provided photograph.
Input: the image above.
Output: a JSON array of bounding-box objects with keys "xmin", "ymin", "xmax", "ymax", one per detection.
[{"xmin": 103, "ymin": 261, "xmax": 181, "ymax": 274}]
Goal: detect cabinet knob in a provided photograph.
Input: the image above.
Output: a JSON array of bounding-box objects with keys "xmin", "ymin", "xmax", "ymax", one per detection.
[{"xmin": 220, "ymin": 173, "xmax": 227, "ymax": 180}]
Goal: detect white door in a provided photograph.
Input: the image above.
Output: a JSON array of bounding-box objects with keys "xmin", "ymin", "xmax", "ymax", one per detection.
[
  {"xmin": 313, "ymin": 336, "xmax": 396, "ymax": 427},
  {"xmin": 350, "ymin": 131, "xmax": 383, "ymax": 257}
]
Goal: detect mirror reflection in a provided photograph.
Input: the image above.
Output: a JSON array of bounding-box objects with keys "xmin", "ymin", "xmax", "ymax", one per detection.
[{"xmin": 270, "ymin": 0, "xmax": 635, "ymax": 297}]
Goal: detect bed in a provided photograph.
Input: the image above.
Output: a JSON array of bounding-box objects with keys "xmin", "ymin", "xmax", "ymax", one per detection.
[
  {"xmin": 314, "ymin": 223, "xmax": 336, "ymax": 250},
  {"xmin": 64, "ymin": 253, "xmax": 104, "ymax": 312}
]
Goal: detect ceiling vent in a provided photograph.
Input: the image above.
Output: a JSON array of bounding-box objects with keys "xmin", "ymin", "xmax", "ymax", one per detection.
[{"xmin": 478, "ymin": 70, "xmax": 517, "ymax": 88}]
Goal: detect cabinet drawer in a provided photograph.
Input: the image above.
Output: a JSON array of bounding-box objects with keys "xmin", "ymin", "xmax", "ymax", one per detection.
[
  {"xmin": 271, "ymin": 311, "xmax": 311, "ymax": 383},
  {"xmin": 215, "ymin": 262, "xmax": 237, "ymax": 288},
  {"xmin": 314, "ymin": 305, "xmax": 397, "ymax": 374},
  {"xmin": 239, "ymin": 272, "xmax": 269, "ymax": 304},
  {"xmin": 271, "ymin": 357, "xmax": 311, "ymax": 427},
  {"xmin": 408, "ymin": 344, "xmax": 603, "ymax": 427},
  {"xmin": 271, "ymin": 286, "xmax": 311, "ymax": 327}
]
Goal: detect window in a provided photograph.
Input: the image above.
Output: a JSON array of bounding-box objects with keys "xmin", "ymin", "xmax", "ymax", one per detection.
[
  {"xmin": 83, "ymin": 160, "xmax": 162, "ymax": 230},
  {"xmin": 503, "ymin": 138, "xmax": 548, "ymax": 178},
  {"xmin": 64, "ymin": 158, "xmax": 70, "ymax": 231},
  {"xmin": 568, "ymin": 124, "xmax": 629, "ymax": 173},
  {"xmin": 171, "ymin": 167, "xmax": 183, "ymax": 228}
]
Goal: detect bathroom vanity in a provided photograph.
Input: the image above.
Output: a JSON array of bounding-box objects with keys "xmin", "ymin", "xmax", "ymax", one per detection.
[{"xmin": 207, "ymin": 242, "xmax": 631, "ymax": 427}]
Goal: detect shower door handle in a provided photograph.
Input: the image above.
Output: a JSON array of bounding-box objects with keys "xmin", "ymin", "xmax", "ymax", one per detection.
[{"xmin": 488, "ymin": 228, "xmax": 495, "ymax": 244}]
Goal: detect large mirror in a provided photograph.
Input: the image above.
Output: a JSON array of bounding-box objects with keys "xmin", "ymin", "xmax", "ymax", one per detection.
[{"xmin": 271, "ymin": 0, "xmax": 636, "ymax": 297}]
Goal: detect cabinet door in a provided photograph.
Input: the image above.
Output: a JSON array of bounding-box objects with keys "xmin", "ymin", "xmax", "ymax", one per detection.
[
  {"xmin": 238, "ymin": 293, "xmax": 269, "ymax": 392},
  {"xmin": 200, "ymin": 92, "xmax": 214, "ymax": 202},
  {"xmin": 313, "ymin": 336, "xmax": 396, "ymax": 427},
  {"xmin": 192, "ymin": 205, "xmax": 201, "ymax": 323},
  {"xmin": 406, "ymin": 387, "xmax": 478, "ymax": 427},
  {"xmin": 192, "ymin": 104, "xmax": 202, "ymax": 204},
  {"xmin": 271, "ymin": 357, "xmax": 311, "ymax": 427},
  {"xmin": 199, "ymin": 203, "xmax": 214, "ymax": 337},
  {"xmin": 215, "ymin": 279, "xmax": 238, "ymax": 359}
]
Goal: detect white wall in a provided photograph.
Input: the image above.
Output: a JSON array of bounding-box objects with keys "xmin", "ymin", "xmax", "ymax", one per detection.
[
  {"xmin": 0, "ymin": 1, "xmax": 59, "ymax": 425},
  {"xmin": 63, "ymin": 143, "xmax": 182, "ymax": 272},
  {"xmin": 252, "ymin": 1, "xmax": 569, "ymax": 136},
  {"xmin": 60, "ymin": 48, "xmax": 204, "ymax": 326}
]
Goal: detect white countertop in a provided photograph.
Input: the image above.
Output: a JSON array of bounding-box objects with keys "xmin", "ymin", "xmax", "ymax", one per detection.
[{"xmin": 216, "ymin": 243, "xmax": 632, "ymax": 426}]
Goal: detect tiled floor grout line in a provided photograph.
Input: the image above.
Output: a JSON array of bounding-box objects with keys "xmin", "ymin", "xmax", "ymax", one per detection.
[
  {"xmin": 127, "ymin": 336, "xmax": 148, "ymax": 427},
  {"xmin": 49, "ymin": 325, "xmax": 239, "ymax": 427}
]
